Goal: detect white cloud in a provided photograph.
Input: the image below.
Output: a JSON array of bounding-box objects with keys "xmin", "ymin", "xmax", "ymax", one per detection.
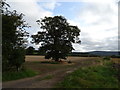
[
  {"xmin": 6, "ymin": 0, "xmax": 118, "ymax": 51},
  {"xmin": 60, "ymin": 1, "xmax": 118, "ymax": 52},
  {"xmin": 69, "ymin": 1, "xmax": 118, "ymax": 51},
  {"xmin": 7, "ymin": 0, "xmax": 62, "ymax": 35},
  {"xmin": 40, "ymin": 2, "xmax": 61, "ymax": 10},
  {"xmin": 7, "ymin": 0, "xmax": 54, "ymax": 35},
  {"xmin": 7, "ymin": 0, "xmax": 60, "ymax": 49}
]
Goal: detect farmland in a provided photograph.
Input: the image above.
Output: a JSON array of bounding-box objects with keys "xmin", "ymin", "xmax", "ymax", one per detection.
[{"xmin": 3, "ymin": 56, "xmax": 120, "ymax": 88}]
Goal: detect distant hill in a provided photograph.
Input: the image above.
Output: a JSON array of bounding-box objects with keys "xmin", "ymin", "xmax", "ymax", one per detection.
[
  {"xmin": 71, "ymin": 51, "xmax": 120, "ymax": 57},
  {"xmin": 89, "ymin": 51, "xmax": 119, "ymax": 56}
]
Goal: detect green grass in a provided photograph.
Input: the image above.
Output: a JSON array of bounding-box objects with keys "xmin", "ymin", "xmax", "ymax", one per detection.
[
  {"xmin": 56, "ymin": 62, "xmax": 119, "ymax": 88},
  {"xmin": 103, "ymin": 56, "xmax": 111, "ymax": 61},
  {"xmin": 2, "ymin": 69, "xmax": 38, "ymax": 82}
]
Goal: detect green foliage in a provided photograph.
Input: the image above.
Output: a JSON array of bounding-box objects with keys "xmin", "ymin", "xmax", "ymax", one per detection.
[
  {"xmin": 2, "ymin": 69, "xmax": 38, "ymax": 82},
  {"xmin": 2, "ymin": 1, "xmax": 29, "ymax": 72},
  {"xmin": 26, "ymin": 46, "xmax": 35, "ymax": 55},
  {"xmin": 10, "ymin": 48, "xmax": 26, "ymax": 71},
  {"xmin": 56, "ymin": 63, "xmax": 119, "ymax": 88},
  {"xmin": 32, "ymin": 16, "xmax": 81, "ymax": 61},
  {"xmin": 103, "ymin": 56, "xmax": 111, "ymax": 61},
  {"xmin": 38, "ymin": 46, "xmax": 46, "ymax": 55},
  {"xmin": 111, "ymin": 55, "xmax": 120, "ymax": 58}
]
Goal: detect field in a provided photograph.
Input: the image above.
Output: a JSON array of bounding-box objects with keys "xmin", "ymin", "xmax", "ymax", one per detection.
[
  {"xmin": 3, "ymin": 56, "xmax": 120, "ymax": 88},
  {"xmin": 25, "ymin": 55, "xmax": 101, "ymax": 61},
  {"xmin": 24, "ymin": 56, "xmax": 102, "ymax": 75}
]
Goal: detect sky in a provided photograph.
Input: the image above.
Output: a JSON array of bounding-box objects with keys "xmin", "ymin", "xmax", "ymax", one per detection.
[{"xmin": 7, "ymin": 0, "xmax": 119, "ymax": 52}]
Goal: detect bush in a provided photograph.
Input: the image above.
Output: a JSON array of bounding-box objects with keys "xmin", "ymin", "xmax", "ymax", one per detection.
[
  {"xmin": 9, "ymin": 48, "xmax": 26, "ymax": 71},
  {"xmin": 111, "ymin": 55, "xmax": 120, "ymax": 58},
  {"xmin": 103, "ymin": 56, "xmax": 111, "ymax": 60},
  {"xmin": 2, "ymin": 1, "xmax": 29, "ymax": 72}
]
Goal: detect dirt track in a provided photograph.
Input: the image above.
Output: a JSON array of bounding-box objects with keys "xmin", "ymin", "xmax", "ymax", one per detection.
[{"xmin": 3, "ymin": 56, "xmax": 101, "ymax": 88}]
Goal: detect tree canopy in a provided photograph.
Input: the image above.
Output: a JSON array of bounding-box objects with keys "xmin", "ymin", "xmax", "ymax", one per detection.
[
  {"xmin": 26, "ymin": 46, "xmax": 35, "ymax": 55},
  {"xmin": 32, "ymin": 16, "xmax": 81, "ymax": 61},
  {"xmin": 2, "ymin": 1, "xmax": 29, "ymax": 71}
]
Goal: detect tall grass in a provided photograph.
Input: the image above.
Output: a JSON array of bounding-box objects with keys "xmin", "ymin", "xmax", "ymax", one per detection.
[
  {"xmin": 3, "ymin": 69, "xmax": 38, "ymax": 82},
  {"xmin": 56, "ymin": 61, "xmax": 119, "ymax": 88}
]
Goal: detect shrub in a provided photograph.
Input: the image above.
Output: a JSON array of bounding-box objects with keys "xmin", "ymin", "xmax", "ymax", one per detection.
[{"xmin": 103, "ymin": 56, "xmax": 111, "ymax": 61}]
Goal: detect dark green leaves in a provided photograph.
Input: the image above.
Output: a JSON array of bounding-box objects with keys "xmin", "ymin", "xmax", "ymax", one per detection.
[
  {"xmin": 2, "ymin": 1, "xmax": 29, "ymax": 71},
  {"xmin": 32, "ymin": 16, "xmax": 81, "ymax": 61}
]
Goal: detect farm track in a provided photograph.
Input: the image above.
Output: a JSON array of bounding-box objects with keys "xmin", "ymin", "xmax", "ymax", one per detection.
[{"xmin": 3, "ymin": 56, "xmax": 101, "ymax": 88}]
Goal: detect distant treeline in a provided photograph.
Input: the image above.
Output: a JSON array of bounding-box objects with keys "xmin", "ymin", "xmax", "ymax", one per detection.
[
  {"xmin": 68, "ymin": 52, "xmax": 120, "ymax": 58},
  {"xmin": 25, "ymin": 46, "xmax": 120, "ymax": 58},
  {"xmin": 68, "ymin": 52, "xmax": 99, "ymax": 57}
]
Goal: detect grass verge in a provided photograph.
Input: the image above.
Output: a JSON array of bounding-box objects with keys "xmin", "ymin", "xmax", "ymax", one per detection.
[
  {"xmin": 56, "ymin": 62, "xmax": 119, "ymax": 88},
  {"xmin": 2, "ymin": 69, "xmax": 38, "ymax": 82}
]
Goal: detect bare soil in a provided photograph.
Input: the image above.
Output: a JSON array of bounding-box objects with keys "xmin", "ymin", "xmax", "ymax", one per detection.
[{"xmin": 2, "ymin": 56, "xmax": 112, "ymax": 88}]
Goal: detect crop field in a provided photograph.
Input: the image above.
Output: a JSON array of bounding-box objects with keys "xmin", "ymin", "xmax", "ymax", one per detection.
[
  {"xmin": 25, "ymin": 55, "xmax": 101, "ymax": 62},
  {"xmin": 25, "ymin": 56, "xmax": 101, "ymax": 73},
  {"xmin": 25, "ymin": 56, "xmax": 46, "ymax": 61},
  {"xmin": 25, "ymin": 55, "xmax": 120, "ymax": 62}
]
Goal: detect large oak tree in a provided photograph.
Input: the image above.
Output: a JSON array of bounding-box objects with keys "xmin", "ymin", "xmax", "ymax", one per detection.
[{"xmin": 32, "ymin": 16, "xmax": 81, "ymax": 61}]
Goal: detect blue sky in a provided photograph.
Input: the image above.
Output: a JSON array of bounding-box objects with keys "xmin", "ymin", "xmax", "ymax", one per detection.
[
  {"xmin": 37, "ymin": 2, "xmax": 84, "ymax": 19},
  {"xmin": 38, "ymin": 2, "xmax": 86, "ymax": 24},
  {"xmin": 53, "ymin": 2, "xmax": 84, "ymax": 19},
  {"xmin": 7, "ymin": 0, "xmax": 118, "ymax": 52}
]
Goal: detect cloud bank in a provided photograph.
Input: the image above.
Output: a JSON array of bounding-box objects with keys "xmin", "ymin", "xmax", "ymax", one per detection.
[{"xmin": 7, "ymin": 0, "xmax": 118, "ymax": 52}]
